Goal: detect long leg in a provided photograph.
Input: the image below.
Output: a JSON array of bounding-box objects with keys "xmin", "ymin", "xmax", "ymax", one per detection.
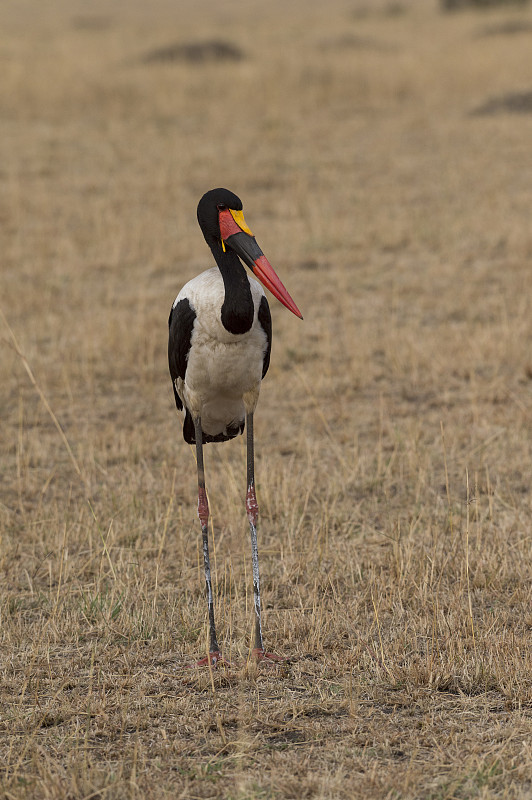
[
  {"xmin": 246, "ymin": 412, "xmax": 263, "ymax": 652},
  {"xmin": 194, "ymin": 417, "xmax": 223, "ymax": 666},
  {"xmin": 246, "ymin": 412, "xmax": 282, "ymax": 662}
]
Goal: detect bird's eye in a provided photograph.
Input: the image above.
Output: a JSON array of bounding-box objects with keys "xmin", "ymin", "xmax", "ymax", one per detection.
[{"xmin": 217, "ymin": 203, "xmax": 227, "ymax": 211}]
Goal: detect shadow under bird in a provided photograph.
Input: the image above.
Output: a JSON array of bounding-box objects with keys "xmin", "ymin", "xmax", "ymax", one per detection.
[{"xmin": 168, "ymin": 188, "xmax": 303, "ymax": 666}]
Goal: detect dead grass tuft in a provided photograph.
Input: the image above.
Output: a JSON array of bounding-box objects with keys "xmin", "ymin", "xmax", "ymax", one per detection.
[{"xmin": 141, "ymin": 40, "xmax": 245, "ymax": 65}]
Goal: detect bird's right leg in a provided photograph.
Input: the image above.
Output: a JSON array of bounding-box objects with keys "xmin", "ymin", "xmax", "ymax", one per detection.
[
  {"xmin": 193, "ymin": 416, "xmax": 225, "ymax": 667},
  {"xmin": 246, "ymin": 411, "xmax": 283, "ymax": 664}
]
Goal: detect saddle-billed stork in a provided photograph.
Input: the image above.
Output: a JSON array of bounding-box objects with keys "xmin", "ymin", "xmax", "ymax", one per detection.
[{"xmin": 168, "ymin": 188, "xmax": 302, "ymax": 666}]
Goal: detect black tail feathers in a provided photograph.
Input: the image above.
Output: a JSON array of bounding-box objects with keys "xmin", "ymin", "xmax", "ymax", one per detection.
[{"xmin": 182, "ymin": 409, "xmax": 245, "ymax": 444}]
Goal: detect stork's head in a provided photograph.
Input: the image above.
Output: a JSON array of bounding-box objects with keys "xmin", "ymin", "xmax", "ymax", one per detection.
[
  {"xmin": 197, "ymin": 188, "xmax": 243, "ymax": 245},
  {"xmin": 197, "ymin": 188, "xmax": 303, "ymax": 320}
]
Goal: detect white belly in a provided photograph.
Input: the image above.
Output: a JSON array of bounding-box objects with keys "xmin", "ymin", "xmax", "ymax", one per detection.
[{"xmin": 173, "ymin": 268, "xmax": 268, "ymax": 437}]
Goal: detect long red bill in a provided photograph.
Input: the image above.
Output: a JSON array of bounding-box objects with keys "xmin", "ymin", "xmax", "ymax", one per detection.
[
  {"xmin": 252, "ymin": 254, "xmax": 303, "ymax": 320},
  {"xmin": 219, "ymin": 207, "xmax": 303, "ymax": 319}
]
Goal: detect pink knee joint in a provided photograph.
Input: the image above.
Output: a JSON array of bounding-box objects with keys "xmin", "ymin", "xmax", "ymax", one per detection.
[
  {"xmin": 246, "ymin": 485, "xmax": 259, "ymax": 527},
  {"xmin": 198, "ymin": 487, "xmax": 209, "ymax": 528}
]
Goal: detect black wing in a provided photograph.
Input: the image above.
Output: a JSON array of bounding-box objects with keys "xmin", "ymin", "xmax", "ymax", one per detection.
[
  {"xmin": 258, "ymin": 295, "xmax": 272, "ymax": 379},
  {"xmin": 168, "ymin": 297, "xmax": 196, "ymax": 411}
]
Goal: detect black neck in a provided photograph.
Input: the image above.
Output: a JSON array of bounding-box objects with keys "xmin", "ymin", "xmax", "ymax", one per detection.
[{"xmin": 210, "ymin": 244, "xmax": 254, "ymax": 335}]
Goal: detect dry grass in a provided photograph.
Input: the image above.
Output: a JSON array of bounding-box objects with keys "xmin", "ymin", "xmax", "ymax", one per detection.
[{"xmin": 2, "ymin": 0, "xmax": 532, "ymax": 797}]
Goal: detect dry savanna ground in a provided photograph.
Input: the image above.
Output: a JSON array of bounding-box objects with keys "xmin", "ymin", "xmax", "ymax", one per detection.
[{"xmin": 1, "ymin": 0, "xmax": 532, "ymax": 797}]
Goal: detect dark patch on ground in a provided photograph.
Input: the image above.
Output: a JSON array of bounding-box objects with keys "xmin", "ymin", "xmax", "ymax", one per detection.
[
  {"xmin": 476, "ymin": 19, "xmax": 532, "ymax": 36},
  {"xmin": 442, "ymin": 0, "xmax": 529, "ymax": 10},
  {"xmin": 320, "ymin": 34, "xmax": 396, "ymax": 52},
  {"xmin": 472, "ymin": 89, "xmax": 532, "ymax": 115},
  {"xmin": 71, "ymin": 16, "xmax": 113, "ymax": 30},
  {"xmin": 352, "ymin": 3, "xmax": 406, "ymax": 18},
  {"xmin": 140, "ymin": 40, "xmax": 245, "ymax": 65},
  {"xmin": 267, "ymin": 729, "xmax": 308, "ymax": 746}
]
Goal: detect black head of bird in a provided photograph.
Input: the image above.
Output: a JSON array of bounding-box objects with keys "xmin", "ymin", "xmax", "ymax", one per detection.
[
  {"xmin": 197, "ymin": 187, "xmax": 243, "ymax": 248},
  {"xmin": 197, "ymin": 188, "xmax": 303, "ymax": 320}
]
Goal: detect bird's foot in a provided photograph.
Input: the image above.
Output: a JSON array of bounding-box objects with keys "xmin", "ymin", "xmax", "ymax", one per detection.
[
  {"xmin": 251, "ymin": 647, "xmax": 284, "ymax": 664},
  {"xmin": 188, "ymin": 651, "xmax": 230, "ymax": 668}
]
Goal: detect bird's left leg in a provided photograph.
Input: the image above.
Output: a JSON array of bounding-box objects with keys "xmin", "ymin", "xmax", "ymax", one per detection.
[{"xmin": 246, "ymin": 412, "xmax": 283, "ymax": 663}]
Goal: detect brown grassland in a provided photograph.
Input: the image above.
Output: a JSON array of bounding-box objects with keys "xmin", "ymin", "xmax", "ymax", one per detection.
[{"xmin": 2, "ymin": 0, "xmax": 532, "ymax": 797}]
